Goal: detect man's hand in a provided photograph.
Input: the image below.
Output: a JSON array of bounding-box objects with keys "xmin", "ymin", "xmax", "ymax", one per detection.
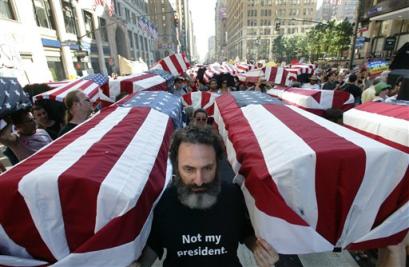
[{"xmin": 252, "ymin": 238, "xmax": 279, "ymax": 267}]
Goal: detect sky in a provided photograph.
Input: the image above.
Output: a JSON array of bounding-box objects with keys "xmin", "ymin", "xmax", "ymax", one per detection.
[{"xmin": 189, "ymin": 0, "xmax": 217, "ymax": 63}]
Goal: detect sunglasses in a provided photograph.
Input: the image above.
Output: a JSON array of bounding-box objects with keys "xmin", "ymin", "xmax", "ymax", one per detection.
[{"xmin": 195, "ymin": 118, "xmax": 207, "ymax": 122}]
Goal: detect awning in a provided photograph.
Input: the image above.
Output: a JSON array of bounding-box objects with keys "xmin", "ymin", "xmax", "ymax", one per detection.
[{"xmin": 370, "ymin": 6, "xmax": 409, "ymax": 21}]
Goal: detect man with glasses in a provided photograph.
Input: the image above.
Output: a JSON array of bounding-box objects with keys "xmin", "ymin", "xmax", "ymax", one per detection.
[
  {"xmin": 192, "ymin": 109, "xmax": 209, "ymax": 128},
  {"xmin": 0, "ymin": 110, "xmax": 52, "ymax": 161},
  {"xmin": 58, "ymin": 90, "xmax": 93, "ymax": 137}
]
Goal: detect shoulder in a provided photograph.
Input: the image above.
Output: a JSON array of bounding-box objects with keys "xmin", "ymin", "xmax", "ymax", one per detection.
[
  {"xmin": 219, "ymin": 182, "xmax": 244, "ymax": 203},
  {"xmin": 154, "ymin": 185, "xmax": 178, "ymax": 212}
]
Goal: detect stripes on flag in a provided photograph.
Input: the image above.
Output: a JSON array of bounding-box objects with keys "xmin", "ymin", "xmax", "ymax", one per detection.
[
  {"xmin": 33, "ymin": 74, "xmax": 109, "ymax": 103},
  {"xmin": 0, "ymin": 105, "xmax": 174, "ymax": 266},
  {"xmin": 182, "ymin": 91, "xmax": 220, "ymax": 116},
  {"xmin": 213, "ymin": 93, "xmax": 409, "ymax": 254},
  {"xmin": 267, "ymin": 87, "xmax": 355, "ymax": 116},
  {"xmin": 343, "ymin": 102, "xmax": 409, "ymax": 153},
  {"xmin": 152, "ymin": 53, "xmax": 190, "ymax": 77},
  {"xmin": 263, "ymin": 67, "xmax": 297, "ymax": 86}
]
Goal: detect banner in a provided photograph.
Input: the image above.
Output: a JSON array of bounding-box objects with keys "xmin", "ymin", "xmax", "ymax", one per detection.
[{"xmin": 367, "ymin": 59, "xmax": 389, "ymax": 77}]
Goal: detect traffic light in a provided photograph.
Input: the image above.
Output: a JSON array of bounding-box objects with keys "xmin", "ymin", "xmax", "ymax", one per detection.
[{"xmin": 275, "ymin": 21, "xmax": 281, "ymax": 31}]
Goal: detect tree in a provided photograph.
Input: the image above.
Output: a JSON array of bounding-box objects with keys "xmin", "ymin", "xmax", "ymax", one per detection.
[{"xmin": 272, "ymin": 35, "xmax": 285, "ymax": 62}]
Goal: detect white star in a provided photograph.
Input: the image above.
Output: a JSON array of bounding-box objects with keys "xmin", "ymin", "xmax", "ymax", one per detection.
[
  {"xmin": 143, "ymin": 101, "xmax": 151, "ymax": 105},
  {"xmin": 15, "ymin": 91, "xmax": 20, "ymax": 96},
  {"xmin": 10, "ymin": 80, "xmax": 16, "ymax": 85},
  {"xmin": 5, "ymin": 102, "xmax": 11, "ymax": 109},
  {"xmin": 5, "ymin": 91, "xmax": 9, "ymax": 97},
  {"xmin": 0, "ymin": 79, "xmax": 5, "ymax": 84},
  {"xmin": 156, "ymin": 106, "xmax": 162, "ymax": 110}
]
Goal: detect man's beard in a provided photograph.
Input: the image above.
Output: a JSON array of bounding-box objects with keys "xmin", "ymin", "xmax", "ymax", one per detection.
[{"xmin": 174, "ymin": 172, "xmax": 221, "ymax": 210}]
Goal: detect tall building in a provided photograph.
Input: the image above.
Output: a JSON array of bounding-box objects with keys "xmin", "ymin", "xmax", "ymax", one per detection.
[
  {"xmin": 0, "ymin": 0, "xmax": 156, "ymax": 84},
  {"xmin": 215, "ymin": 0, "xmax": 227, "ymax": 61},
  {"xmin": 171, "ymin": 0, "xmax": 194, "ymax": 61},
  {"xmin": 217, "ymin": 0, "xmax": 317, "ymax": 61},
  {"xmin": 357, "ymin": 0, "xmax": 409, "ymax": 59},
  {"xmin": 206, "ymin": 35, "xmax": 216, "ymax": 63},
  {"xmin": 335, "ymin": 0, "xmax": 359, "ymax": 22},
  {"xmin": 316, "ymin": 0, "xmax": 341, "ymax": 22},
  {"xmin": 115, "ymin": 0, "xmax": 156, "ymax": 66},
  {"xmin": 148, "ymin": 0, "xmax": 178, "ymax": 61}
]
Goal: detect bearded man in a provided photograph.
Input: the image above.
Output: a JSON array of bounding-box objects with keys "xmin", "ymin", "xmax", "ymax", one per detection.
[{"xmin": 136, "ymin": 126, "xmax": 278, "ymax": 267}]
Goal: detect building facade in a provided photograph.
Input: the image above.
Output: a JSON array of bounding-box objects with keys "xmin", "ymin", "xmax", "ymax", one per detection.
[
  {"xmin": 216, "ymin": 0, "xmax": 317, "ymax": 62},
  {"xmin": 170, "ymin": 0, "xmax": 194, "ymax": 61},
  {"xmin": 215, "ymin": 0, "xmax": 227, "ymax": 61},
  {"xmin": 206, "ymin": 35, "xmax": 216, "ymax": 63},
  {"xmin": 148, "ymin": 0, "xmax": 178, "ymax": 61},
  {"xmin": 115, "ymin": 0, "xmax": 155, "ymax": 66},
  {"xmin": 335, "ymin": 0, "xmax": 358, "ymax": 22},
  {"xmin": 0, "ymin": 0, "xmax": 156, "ymax": 85},
  {"xmin": 358, "ymin": 0, "xmax": 409, "ymax": 59},
  {"xmin": 316, "ymin": 0, "xmax": 341, "ymax": 22}
]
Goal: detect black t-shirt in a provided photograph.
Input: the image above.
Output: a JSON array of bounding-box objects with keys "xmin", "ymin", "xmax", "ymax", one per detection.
[
  {"xmin": 45, "ymin": 121, "xmax": 62, "ymax": 140},
  {"xmin": 341, "ymin": 83, "xmax": 362, "ymax": 99},
  {"xmin": 148, "ymin": 181, "xmax": 254, "ymax": 267},
  {"xmin": 57, "ymin": 123, "xmax": 77, "ymax": 137}
]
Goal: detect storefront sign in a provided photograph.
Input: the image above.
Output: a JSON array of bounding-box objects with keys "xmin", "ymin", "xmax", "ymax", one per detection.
[
  {"xmin": 356, "ymin": 37, "xmax": 366, "ymax": 48},
  {"xmin": 384, "ymin": 36, "xmax": 396, "ymax": 51},
  {"xmin": 368, "ymin": 59, "xmax": 389, "ymax": 77}
]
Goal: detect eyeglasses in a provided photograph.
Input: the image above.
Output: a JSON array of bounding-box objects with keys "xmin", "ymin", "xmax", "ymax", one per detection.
[{"xmin": 195, "ymin": 118, "xmax": 207, "ymax": 122}]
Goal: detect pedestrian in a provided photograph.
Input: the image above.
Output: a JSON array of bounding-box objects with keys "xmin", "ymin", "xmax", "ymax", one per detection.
[
  {"xmin": 136, "ymin": 127, "xmax": 279, "ymax": 267},
  {"xmin": 372, "ymin": 82, "xmax": 391, "ymax": 102},
  {"xmin": 322, "ymin": 71, "xmax": 338, "ymax": 90},
  {"xmin": 362, "ymin": 77, "xmax": 382, "ymax": 103},
  {"xmin": 32, "ymin": 104, "xmax": 62, "ymax": 140},
  {"xmin": 302, "ymin": 75, "xmax": 320, "ymax": 90},
  {"xmin": 0, "ymin": 110, "xmax": 52, "ymax": 161},
  {"xmin": 58, "ymin": 90, "xmax": 93, "ymax": 137},
  {"xmin": 171, "ymin": 77, "xmax": 188, "ymax": 97},
  {"xmin": 191, "ymin": 108, "xmax": 208, "ymax": 128},
  {"xmin": 340, "ymin": 74, "xmax": 362, "ymax": 104}
]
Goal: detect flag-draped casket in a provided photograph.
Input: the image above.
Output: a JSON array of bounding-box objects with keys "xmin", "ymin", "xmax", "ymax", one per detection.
[
  {"xmin": 343, "ymin": 102, "xmax": 409, "ymax": 153},
  {"xmin": 106, "ymin": 70, "xmax": 174, "ymax": 102},
  {"xmin": 267, "ymin": 87, "xmax": 355, "ymax": 116},
  {"xmin": 181, "ymin": 91, "xmax": 220, "ymax": 117},
  {"xmin": 214, "ymin": 92, "xmax": 409, "ymax": 254},
  {"xmin": 0, "ymin": 92, "xmax": 182, "ymax": 266},
  {"xmin": 32, "ymin": 74, "xmax": 109, "ymax": 103}
]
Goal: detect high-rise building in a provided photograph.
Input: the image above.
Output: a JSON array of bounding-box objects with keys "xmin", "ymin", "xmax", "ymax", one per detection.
[
  {"xmin": 115, "ymin": 0, "xmax": 156, "ymax": 66},
  {"xmin": 316, "ymin": 0, "xmax": 341, "ymax": 22},
  {"xmin": 206, "ymin": 35, "xmax": 216, "ymax": 63},
  {"xmin": 215, "ymin": 0, "xmax": 228, "ymax": 61},
  {"xmin": 148, "ymin": 0, "xmax": 178, "ymax": 61},
  {"xmin": 171, "ymin": 0, "xmax": 194, "ymax": 61},
  {"xmin": 216, "ymin": 0, "xmax": 317, "ymax": 61},
  {"xmin": 335, "ymin": 0, "xmax": 359, "ymax": 22}
]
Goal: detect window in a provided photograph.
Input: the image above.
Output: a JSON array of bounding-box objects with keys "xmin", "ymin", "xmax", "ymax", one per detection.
[
  {"xmin": 83, "ymin": 11, "xmax": 95, "ymax": 39},
  {"xmin": 0, "ymin": 0, "xmax": 15, "ymax": 20},
  {"xmin": 128, "ymin": 31, "xmax": 133, "ymax": 48},
  {"xmin": 117, "ymin": 2, "xmax": 121, "ymax": 16},
  {"xmin": 47, "ymin": 56, "xmax": 65, "ymax": 81},
  {"xmin": 99, "ymin": 17, "xmax": 108, "ymax": 42},
  {"xmin": 134, "ymin": 33, "xmax": 139, "ymax": 49},
  {"xmin": 125, "ymin": 8, "xmax": 130, "ymax": 20},
  {"xmin": 144, "ymin": 37, "xmax": 148, "ymax": 51},
  {"xmin": 32, "ymin": 0, "xmax": 54, "ymax": 29},
  {"xmin": 62, "ymin": 0, "xmax": 77, "ymax": 34},
  {"xmin": 140, "ymin": 35, "xmax": 144, "ymax": 50},
  {"xmin": 132, "ymin": 13, "xmax": 136, "ymax": 24}
]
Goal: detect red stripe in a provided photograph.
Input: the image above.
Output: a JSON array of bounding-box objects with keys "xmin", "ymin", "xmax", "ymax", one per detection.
[
  {"xmin": 268, "ymin": 67, "xmax": 278, "ymax": 82},
  {"xmin": 120, "ymin": 73, "xmax": 157, "ymax": 94},
  {"xmin": 347, "ymin": 229, "xmax": 409, "ymax": 250},
  {"xmin": 48, "ymin": 79, "xmax": 85, "ymax": 101},
  {"xmin": 0, "ymin": 107, "xmax": 117, "ymax": 262},
  {"xmin": 169, "ymin": 54, "xmax": 183, "ymax": 75},
  {"xmin": 74, "ymin": 119, "xmax": 174, "ymax": 252},
  {"xmin": 354, "ymin": 102, "xmax": 409, "ymax": 121},
  {"xmin": 159, "ymin": 60, "xmax": 170, "ymax": 72},
  {"xmin": 344, "ymin": 125, "xmax": 409, "ymax": 153},
  {"xmin": 263, "ymin": 104, "xmax": 367, "ymax": 245},
  {"xmin": 215, "ymin": 94, "xmax": 309, "ymax": 226},
  {"xmin": 182, "ymin": 93, "xmax": 193, "ymax": 106},
  {"xmin": 59, "ymin": 107, "xmax": 150, "ymax": 251},
  {"xmin": 331, "ymin": 91, "xmax": 353, "ymax": 109},
  {"xmin": 200, "ymin": 92, "xmax": 212, "ymax": 109},
  {"xmin": 374, "ymin": 167, "xmax": 409, "ymax": 227}
]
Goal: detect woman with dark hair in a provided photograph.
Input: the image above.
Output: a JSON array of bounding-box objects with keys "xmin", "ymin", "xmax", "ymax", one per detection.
[
  {"xmin": 32, "ymin": 104, "xmax": 62, "ymax": 140},
  {"xmin": 397, "ymin": 77, "xmax": 409, "ymax": 101}
]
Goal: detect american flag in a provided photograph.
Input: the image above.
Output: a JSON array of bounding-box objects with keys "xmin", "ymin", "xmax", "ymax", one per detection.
[
  {"xmin": 0, "ymin": 102, "xmax": 178, "ymax": 266},
  {"xmin": 47, "ymin": 81, "xmax": 69, "ymax": 88},
  {"xmin": 290, "ymin": 64, "xmax": 316, "ymax": 75},
  {"xmin": 343, "ymin": 101, "xmax": 409, "ymax": 153},
  {"xmin": 106, "ymin": 72, "xmax": 169, "ymax": 101},
  {"xmin": 33, "ymin": 74, "xmax": 109, "ymax": 103},
  {"xmin": 119, "ymin": 91, "xmax": 183, "ymax": 129},
  {"xmin": 214, "ymin": 92, "xmax": 409, "ymax": 254},
  {"xmin": 237, "ymin": 69, "xmax": 264, "ymax": 83},
  {"xmin": 0, "ymin": 77, "xmax": 31, "ymax": 117},
  {"xmin": 182, "ymin": 91, "xmax": 220, "ymax": 117},
  {"xmin": 267, "ymin": 87, "xmax": 355, "ymax": 116},
  {"xmin": 151, "ymin": 53, "xmax": 190, "ymax": 77},
  {"xmin": 263, "ymin": 67, "xmax": 297, "ymax": 86}
]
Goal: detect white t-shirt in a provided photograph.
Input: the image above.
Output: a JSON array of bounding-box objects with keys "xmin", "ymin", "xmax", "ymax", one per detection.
[{"xmin": 9, "ymin": 129, "xmax": 52, "ymax": 161}]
